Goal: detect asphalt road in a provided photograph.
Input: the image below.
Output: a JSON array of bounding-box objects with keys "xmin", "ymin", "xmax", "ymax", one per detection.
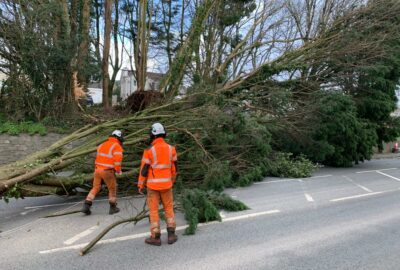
[{"xmin": 2, "ymin": 158, "xmax": 400, "ymax": 270}]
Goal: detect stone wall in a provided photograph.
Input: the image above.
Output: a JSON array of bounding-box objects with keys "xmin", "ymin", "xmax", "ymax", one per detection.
[{"xmin": 0, "ymin": 133, "xmax": 65, "ymax": 165}]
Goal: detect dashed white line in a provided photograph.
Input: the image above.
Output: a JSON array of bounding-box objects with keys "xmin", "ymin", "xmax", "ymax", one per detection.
[
  {"xmin": 330, "ymin": 192, "xmax": 384, "ymax": 202},
  {"xmin": 342, "ymin": 175, "xmax": 372, "ymax": 193},
  {"xmin": 39, "ymin": 209, "xmax": 280, "ymax": 254},
  {"xmin": 356, "ymin": 168, "xmax": 397, "ymax": 174},
  {"xmin": 375, "ymin": 171, "xmax": 400, "ymax": 182},
  {"xmin": 64, "ymin": 225, "xmax": 99, "ymax": 245},
  {"xmin": 304, "ymin": 193, "xmax": 314, "ymax": 202}
]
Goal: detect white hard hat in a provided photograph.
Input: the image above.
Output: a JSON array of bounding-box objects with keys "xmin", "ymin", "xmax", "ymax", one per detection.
[
  {"xmin": 111, "ymin": 130, "xmax": 123, "ymax": 138},
  {"xmin": 151, "ymin": 123, "xmax": 166, "ymax": 136}
]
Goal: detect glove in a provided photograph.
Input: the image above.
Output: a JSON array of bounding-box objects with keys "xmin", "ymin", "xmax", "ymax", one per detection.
[
  {"xmin": 116, "ymin": 171, "xmax": 123, "ymax": 176},
  {"xmin": 138, "ymin": 187, "xmax": 145, "ymax": 195}
]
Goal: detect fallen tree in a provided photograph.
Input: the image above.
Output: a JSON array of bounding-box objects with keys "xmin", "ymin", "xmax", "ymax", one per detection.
[{"xmin": 2, "ymin": 1, "xmax": 398, "ymax": 254}]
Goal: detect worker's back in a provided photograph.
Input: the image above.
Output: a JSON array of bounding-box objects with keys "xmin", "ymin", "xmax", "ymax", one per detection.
[
  {"xmin": 95, "ymin": 137, "xmax": 123, "ymax": 171},
  {"xmin": 143, "ymin": 137, "xmax": 177, "ymax": 190}
]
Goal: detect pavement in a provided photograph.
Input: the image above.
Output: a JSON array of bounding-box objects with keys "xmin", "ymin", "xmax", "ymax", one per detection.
[{"xmin": 2, "ymin": 158, "xmax": 400, "ymax": 269}]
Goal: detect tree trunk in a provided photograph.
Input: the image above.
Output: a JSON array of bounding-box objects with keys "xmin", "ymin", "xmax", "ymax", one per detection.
[
  {"xmin": 162, "ymin": 0, "xmax": 173, "ymax": 67},
  {"xmin": 109, "ymin": 0, "xmax": 121, "ymax": 100},
  {"xmin": 135, "ymin": 0, "xmax": 148, "ymax": 92},
  {"xmin": 94, "ymin": 0, "xmax": 102, "ymax": 64},
  {"xmin": 160, "ymin": 0, "xmax": 216, "ymax": 97},
  {"xmin": 102, "ymin": 0, "xmax": 113, "ymax": 110},
  {"xmin": 180, "ymin": 0, "xmax": 186, "ymax": 46},
  {"xmin": 77, "ymin": 0, "xmax": 91, "ymax": 88}
]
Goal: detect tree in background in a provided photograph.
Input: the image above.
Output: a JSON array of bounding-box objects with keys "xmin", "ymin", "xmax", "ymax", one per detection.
[{"xmin": 0, "ymin": 1, "xmax": 75, "ymax": 120}]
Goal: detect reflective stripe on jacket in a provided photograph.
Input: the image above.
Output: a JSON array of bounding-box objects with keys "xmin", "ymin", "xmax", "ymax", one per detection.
[
  {"xmin": 138, "ymin": 137, "xmax": 177, "ymax": 190},
  {"xmin": 95, "ymin": 137, "xmax": 124, "ymax": 172}
]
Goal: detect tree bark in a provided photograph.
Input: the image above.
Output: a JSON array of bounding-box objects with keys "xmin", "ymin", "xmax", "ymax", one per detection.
[
  {"xmin": 135, "ymin": 0, "xmax": 148, "ymax": 92},
  {"xmin": 77, "ymin": 0, "xmax": 91, "ymax": 88},
  {"xmin": 102, "ymin": 0, "xmax": 113, "ymax": 110},
  {"xmin": 109, "ymin": 0, "xmax": 122, "ymax": 100}
]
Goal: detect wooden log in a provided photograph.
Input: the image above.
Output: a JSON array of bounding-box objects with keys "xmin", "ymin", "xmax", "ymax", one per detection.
[
  {"xmin": 19, "ymin": 184, "xmax": 65, "ymax": 197},
  {"xmin": 0, "ymin": 159, "xmax": 67, "ymax": 194}
]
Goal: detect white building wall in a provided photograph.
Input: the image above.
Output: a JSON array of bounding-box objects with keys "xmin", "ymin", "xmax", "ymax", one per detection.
[
  {"xmin": 88, "ymin": 88, "xmax": 102, "ymax": 104},
  {"xmin": 120, "ymin": 70, "xmax": 163, "ymax": 100}
]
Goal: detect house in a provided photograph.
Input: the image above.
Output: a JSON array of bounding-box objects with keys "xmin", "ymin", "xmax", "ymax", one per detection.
[
  {"xmin": 87, "ymin": 81, "xmax": 103, "ymax": 104},
  {"xmin": 120, "ymin": 69, "xmax": 165, "ymax": 100}
]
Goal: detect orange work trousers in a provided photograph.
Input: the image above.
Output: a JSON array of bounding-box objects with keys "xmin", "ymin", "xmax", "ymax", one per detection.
[
  {"xmin": 86, "ymin": 169, "xmax": 117, "ymax": 203},
  {"xmin": 147, "ymin": 188, "xmax": 176, "ymax": 235}
]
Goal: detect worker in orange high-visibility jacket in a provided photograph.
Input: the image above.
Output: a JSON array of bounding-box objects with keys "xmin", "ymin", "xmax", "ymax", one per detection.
[
  {"xmin": 82, "ymin": 130, "xmax": 124, "ymax": 215},
  {"xmin": 138, "ymin": 123, "xmax": 178, "ymax": 246}
]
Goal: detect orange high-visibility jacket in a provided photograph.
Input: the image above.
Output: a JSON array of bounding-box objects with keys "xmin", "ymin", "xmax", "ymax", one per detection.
[
  {"xmin": 95, "ymin": 137, "xmax": 124, "ymax": 173},
  {"xmin": 138, "ymin": 138, "xmax": 177, "ymax": 190}
]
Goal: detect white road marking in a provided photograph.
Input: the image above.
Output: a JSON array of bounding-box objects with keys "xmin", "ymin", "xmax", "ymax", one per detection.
[
  {"xmin": 39, "ymin": 209, "xmax": 280, "ymax": 254},
  {"xmin": 330, "ymin": 192, "xmax": 384, "ymax": 202},
  {"xmin": 64, "ymin": 225, "xmax": 99, "ymax": 245},
  {"xmin": 20, "ymin": 208, "xmax": 40, "ymax": 216},
  {"xmin": 342, "ymin": 175, "xmax": 372, "ymax": 193},
  {"xmin": 25, "ymin": 196, "xmax": 133, "ymax": 210},
  {"xmin": 220, "ymin": 210, "xmax": 280, "ymax": 223},
  {"xmin": 304, "ymin": 193, "xmax": 314, "ymax": 202},
  {"xmin": 310, "ymin": 175, "xmax": 332, "ymax": 179},
  {"xmin": 356, "ymin": 168, "xmax": 397, "ymax": 174},
  {"xmin": 375, "ymin": 171, "xmax": 400, "ymax": 182},
  {"xmin": 255, "ymin": 175, "xmax": 333, "ymax": 184}
]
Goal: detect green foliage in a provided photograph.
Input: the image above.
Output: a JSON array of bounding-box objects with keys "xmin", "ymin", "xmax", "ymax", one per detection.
[
  {"xmin": 182, "ymin": 189, "xmax": 221, "ymax": 235},
  {"xmin": 313, "ymin": 93, "xmax": 377, "ymax": 167},
  {"xmin": 3, "ymin": 184, "xmax": 24, "ymax": 203},
  {"xmin": 170, "ymin": 102, "xmax": 273, "ymax": 191},
  {"xmin": 41, "ymin": 116, "xmax": 77, "ymax": 134},
  {"xmin": 237, "ymin": 164, "xmax": 266, "ymax": 186},
  {"xmin": 265, "ymin": 153, "xmax": 316, "ymax": 178},
  {"xmin": 274, "ymin": 93, "xmax": 378, "ymax": 167},
  {"xmin": 0, "ymin": 1, "xmax": 95, "ymax": 121},
  {"xmin": 202, "ymin": 161, "xmax": 232, "ymax": 192},
  {"xmin": 216, "ymin": 0, "xmax": 256, "ymax": 28},
  {"xmin": 311, "ymin": 0, "xmax": 400, "ymax": 153},
  {"xmin": 0, "ymin": 121, "xmax": 47, "ymax": 136},
  {"xmin": 182, "ymin": 189, "xmax": 249, "ymax": 234},
  {"xmin": 207, "ymin": 192, "xmax": 249, "ymax": 211},
  {"xmin": 354, "ymin": 61, "xmax": 400, "ymax": 151}
]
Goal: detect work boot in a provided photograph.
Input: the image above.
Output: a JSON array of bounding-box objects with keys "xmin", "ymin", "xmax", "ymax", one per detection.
[
  {"xmin": 109, "ymin": 202, "xmax": 120, "ymax": 215},
  {"xmin": 167, "ymin": 227, "xmax": 178, "ymax": 244},
  {"xmin": 81, "ymin": 200, "xmax": 92, "ymax": 215},
  {"xmin": 145, "ymin": 233, "xmax": 161, "ymax": 246}
]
